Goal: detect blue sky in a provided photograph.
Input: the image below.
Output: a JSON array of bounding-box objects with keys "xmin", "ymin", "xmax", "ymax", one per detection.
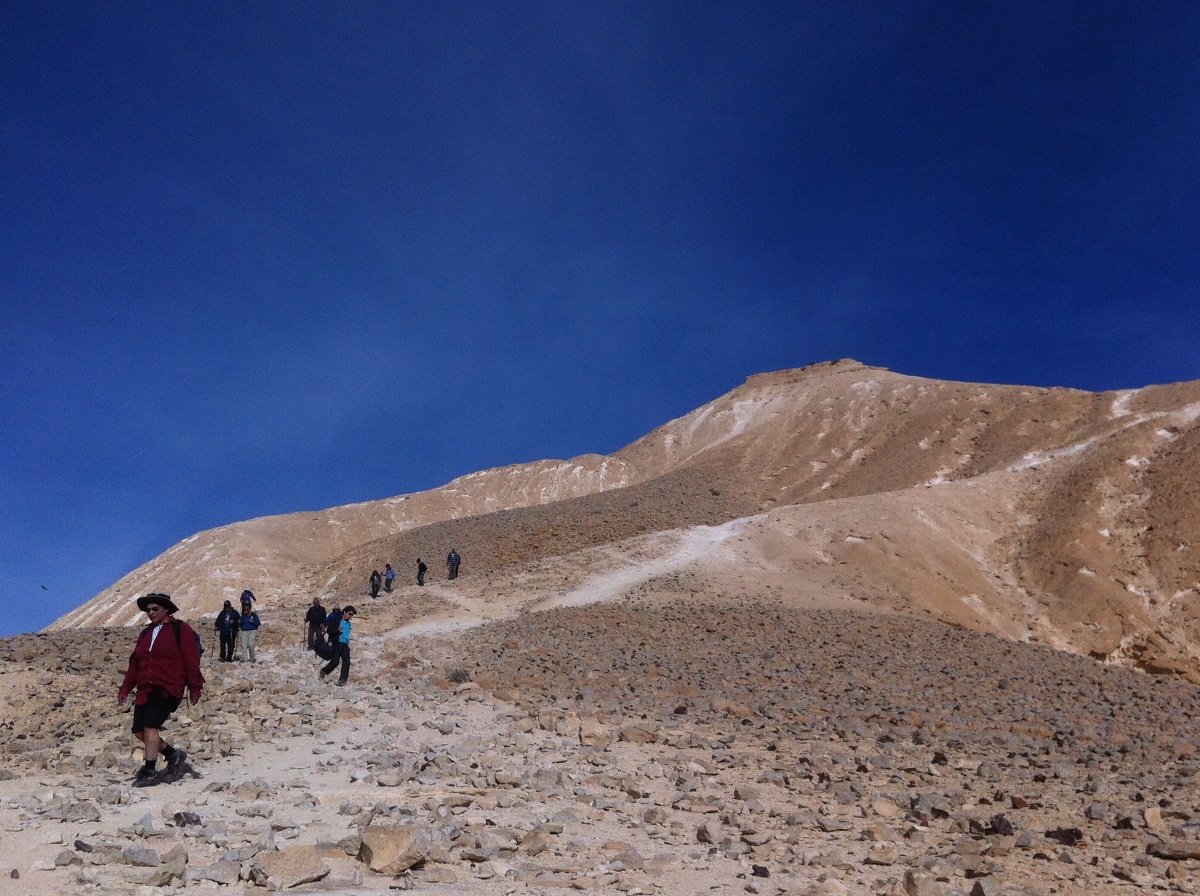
[{"xmin": 3, "ymin": 2, "xmax": 1198, "ymax": 637}]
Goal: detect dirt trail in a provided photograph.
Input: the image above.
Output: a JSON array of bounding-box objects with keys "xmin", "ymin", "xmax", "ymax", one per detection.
[{"xmin": 384, "ymin": 520, "xmax": 745, "ymax": 638}]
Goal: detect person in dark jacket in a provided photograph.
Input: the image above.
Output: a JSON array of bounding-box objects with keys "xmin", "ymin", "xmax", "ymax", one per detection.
[
  {"xmin": 304, "ymin": 597, "xmax": 325, "ymax": 650},
  {"xmin": 416, "ymin": 558, "xmax": 428, "ymax": 586},
  {"xmin": 319, "ymin": 605, "xmax": 355, "ymax": 686},
  {"xmin": 325, "ymin": 606, "xmax": 343, "ymax": 642},
  {"xmin": 369, "ymin": 570, "xmax": 382, "ymax": 598},
  {"xmin": 214, "ymin": 600, "xmax": 241, "ymax": 662},
  {"xmin": 118, "ymin": 593, "xmax": 204, "ymax": 787},
  {"xmin": 446, "ymin": 549, "xmax": 461, "ymax": 580}
]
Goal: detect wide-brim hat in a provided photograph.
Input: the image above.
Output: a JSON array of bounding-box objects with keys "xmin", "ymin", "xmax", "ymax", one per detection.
[{"xmin": 136, "ymin": 593, "xmax": 179, "ymax": 615}]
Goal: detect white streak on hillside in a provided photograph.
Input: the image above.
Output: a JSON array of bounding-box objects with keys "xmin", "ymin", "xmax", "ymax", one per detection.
[
  {"xmin": 543, "ymin": 520, "xmax": 745, "ymax": 610},
  {"xmin": 1010, "ymin": 438, "xmax": 1099, "ymax": 471},
  {"xmin": 1111, "ymin": 391, "xmax": 1136, "ymax": 418},
  {"xmin": 387, "ymin": 521, "xmax": 746, "ymax": 639}
]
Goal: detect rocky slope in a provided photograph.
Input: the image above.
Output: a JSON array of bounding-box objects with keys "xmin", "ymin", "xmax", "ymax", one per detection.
[{"xmin": 4, "ymin": 595, "xmax": 1200, "ymax": 895}]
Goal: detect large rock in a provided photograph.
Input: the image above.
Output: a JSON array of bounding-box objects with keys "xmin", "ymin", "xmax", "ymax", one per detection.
[
  {"xmin": 191, "ymin": 860, "xmax": 241, "ymax": 885},
  {"xmin": 1148, "ymin": 839, "xmax": 1200, "ymax": 860},
  {"xmin": 258, "ymin": 845, "xmax": 330, "ymax": 889},
  {"xmin": 359, "ymin": 823, "xmax": 432, "ymax": 874}
]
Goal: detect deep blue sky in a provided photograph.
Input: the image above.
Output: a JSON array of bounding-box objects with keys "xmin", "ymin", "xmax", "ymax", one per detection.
[{"xmin": 3, "ymin": 3, "xmax": 1198, "ymax": 637}]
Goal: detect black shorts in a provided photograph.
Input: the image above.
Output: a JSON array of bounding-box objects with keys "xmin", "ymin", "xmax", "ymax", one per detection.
[{"xmin": 131, "ymin": 689, "xmax": 181, "ymax": 733}]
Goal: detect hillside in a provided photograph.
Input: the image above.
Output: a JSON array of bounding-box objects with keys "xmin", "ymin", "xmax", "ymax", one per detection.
[
  {"xmin": 49, "ymin": 359, "xmax": 1200, "ymax": 682},
  {"xmin": 10, "ymin": 359, "xmax": 1200, "ymax": 894}
]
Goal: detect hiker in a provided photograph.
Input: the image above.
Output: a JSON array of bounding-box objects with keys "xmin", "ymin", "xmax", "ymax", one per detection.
[
  {"xmin": 304, "ymin": 597, "xmax": 325, "ymax": 650},
  {"xmin": 369, "ymin": 569, "xmax": 382, "ymax": 598},
  {"xmin": 117, "ymin": 593, "xmax": 203, "ymax": 787},
  {"xmin": 239, "ymin": 602, "xmax": 262, "ymax": 662},
  {"xmin": 384, "ymin": 563, "xmax": 395, "ymax": 593},
  {"xmin": 214, "ymin": 600, "xmax": 241, "ymax": 662},
  {"xmin": 416, "ymin": 558, "xmax": 427, "ymax": 586},
  {"xmin": 240, "ymin": 588, "xmax": 256, "ymax": 608},
  {"xmin": 325, "ymin": 605, "xmax": 343, "ymax": 642},
  {"xmin": 319, "ymin": 604, "xmax": 355, "ymax": 686},
  {"xmin": 446, "ymin": 549, "xmax": 461, "ymax": 580}
]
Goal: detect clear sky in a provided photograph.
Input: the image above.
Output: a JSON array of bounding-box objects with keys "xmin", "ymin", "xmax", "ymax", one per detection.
[{"xmin": 3, "ymin": 3, "xmax": 1198, "ymax": 638}]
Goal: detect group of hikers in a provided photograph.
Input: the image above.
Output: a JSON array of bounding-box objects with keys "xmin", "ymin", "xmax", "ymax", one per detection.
[
  {"xmin": 371, "ymin": 548, "xmax": 461, "ymax": 595},
  {"xmin": 117, "ymin": 588, "xmax": 358, "ymax": 788},
  {"xmin": 115, "ymin": 549, "xmax": 467, "ymax": 787},
  {"xmin": 212, "ymin": 589, "xmax": 262, "ymax": 662}
]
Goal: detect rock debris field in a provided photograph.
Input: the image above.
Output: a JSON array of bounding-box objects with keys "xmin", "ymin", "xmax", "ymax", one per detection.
[{"xmin": 2, "ymin": 599, "xmax": 1200, "ymax": 896}]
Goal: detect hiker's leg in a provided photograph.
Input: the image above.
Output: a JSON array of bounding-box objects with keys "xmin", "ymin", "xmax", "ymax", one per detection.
[
  {"xmin": 140, "ymin": 727, "xmax": 162, "ymax": 762},
  {"xmin": 321, "ymin": 652, "xmax": 337, "ymax": 677},
  {"xmin": 339, "ymin": 644, "xmax": 350, "ymax": 683}
]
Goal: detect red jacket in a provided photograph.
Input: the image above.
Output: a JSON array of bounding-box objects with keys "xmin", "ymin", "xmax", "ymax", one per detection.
[{"xmin": 119, "ymin": 617, "xmax": 204, "ymax": 704}]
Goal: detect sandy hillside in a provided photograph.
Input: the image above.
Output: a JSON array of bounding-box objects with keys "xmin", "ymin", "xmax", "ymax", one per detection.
[{"xmin": 50, "ymin": 359, "xmax": 1200, "ymax": 682}]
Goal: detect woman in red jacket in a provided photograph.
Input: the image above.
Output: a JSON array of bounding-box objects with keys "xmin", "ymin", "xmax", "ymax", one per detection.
[{"xmin": 118, "ymin": 593, "xmax": 204, "ymax": 787}]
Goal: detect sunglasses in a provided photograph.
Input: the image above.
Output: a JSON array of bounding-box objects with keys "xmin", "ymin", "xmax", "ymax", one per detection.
[{"xmin": 146, "ymin": 606, "xmax": 165, "ymax": 613}]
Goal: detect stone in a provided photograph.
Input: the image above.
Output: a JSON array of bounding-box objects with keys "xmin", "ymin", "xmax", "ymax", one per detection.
[
  {"xmin": 865, "ymin": 843, "xmax": 899, "ymax": 865},
  {"xmin": 144, "ymin": 859, "xmax": 185, "ymax": 887},
  {"xmin": 903, "ymin": 869, "xmax": 944, "ymax": 896},
  {"xmin": 123, "ymin": 845, "xmax": 161, "ymax": 867},
  {"xmin": 644, "ymin": 806, "xmax": 669, "ymax": 825},
  {"xmin": 969, "ymin": 879, "xmax": 1001, "ymax": 896},
  {"xmin": 1144, "ymin": 807, "xmax": 1167, "ymax": 834},
  {"xmin": 521, "ymin": 829, "xmax": 554, "ymax": 855},
  {"xmin": 1148, "ymin": 840, "xmax": 1200, "ymax": 861},
  {"xmin": 61, "ymin": 801, "xmax": 101, "ymax": 823},
  {"xmin": 818, "ymin": 815, "xmax": 856, "ymax": 833},
  {"xmin": 872, "ymin": 799, "xmax": 904, "ymax": 818},
  {"xmin": 742, "ymin": 829, "xmax": 774, "ymax": 846},
  {"xmin": 618, "ymin": 725, "xmax": 657, "ymax": 744},
  {"xmin": 1084, "ymin": 802, "xmax": 1109, "ymax": 821},
  {"xmin": 191, "ymin": 860, "xmax": 241, "ymax": 885},
  {"xmin": 359, "ymin": 823, "xmax": 431, "ymax": 874},
  {"xmin": 257, "ymin": 845, "xmax": 330, "ymax": 888}
]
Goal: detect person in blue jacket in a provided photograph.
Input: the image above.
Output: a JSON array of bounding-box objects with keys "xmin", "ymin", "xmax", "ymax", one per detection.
[
  {"xmin": 239, "ymin": 604, "xmax": 262, "ymax": 662},
  {"xmin": 319, "ymin": 605, "xmax": 355, "ymax": 686}
]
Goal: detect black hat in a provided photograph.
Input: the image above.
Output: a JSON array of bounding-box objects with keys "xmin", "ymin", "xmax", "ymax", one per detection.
[{"xmin": 136, "ymin": 592, "xmax": 179, "ymax": 615}]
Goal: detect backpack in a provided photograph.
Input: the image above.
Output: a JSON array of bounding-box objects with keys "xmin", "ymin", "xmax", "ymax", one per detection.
[
  {"xmin": 171, "ymin": 619, "xmax": 204, "ymax": 657},
  {"xmin": 312, "ymin": 637, "xmax": 336, "ymax": 661}
]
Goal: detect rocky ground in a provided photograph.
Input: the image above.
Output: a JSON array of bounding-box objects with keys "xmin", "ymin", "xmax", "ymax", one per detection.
[{"xmin": 3, "ymin": 590, "xmax": 1200, "ymax": 896}]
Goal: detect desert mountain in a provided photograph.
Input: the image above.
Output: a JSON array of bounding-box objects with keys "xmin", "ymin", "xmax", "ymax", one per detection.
[
  {"xmin": 51, "ymin": 359, "xmax": 1200, "ymax": 681},
  {"xmin": 10, "ymin": 359, "xmax": 1200, "ymax": 895}
]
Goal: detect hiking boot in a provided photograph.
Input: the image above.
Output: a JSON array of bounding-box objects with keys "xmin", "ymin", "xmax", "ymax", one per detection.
[
  {"xmin": 318, "ymin": 669, "xmax": 327, "ymax": 681},
  {"xmin": 165, "ymin": 749, "xmax": 188, "ymax": 777},
  {"xmin": 336, "ymin": 681, "xmax": 346, "ymax": 687},
  {"xmin": 132, "ymin": 766, "xmax": 162, "ymax": 788}
]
